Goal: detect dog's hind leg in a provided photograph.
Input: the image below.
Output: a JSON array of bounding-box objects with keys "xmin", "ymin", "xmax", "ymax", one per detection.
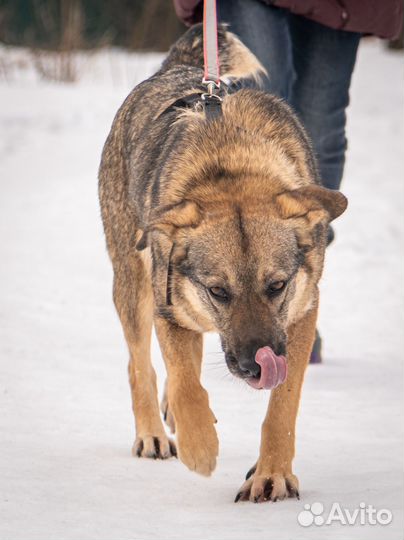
[
  {"xmin": 113, "ymin": 255, "xmax": 176, "ymax": 460},
  {"xmin": 160, "ymin": 380, "xmax": 176, "ymax": 433}
]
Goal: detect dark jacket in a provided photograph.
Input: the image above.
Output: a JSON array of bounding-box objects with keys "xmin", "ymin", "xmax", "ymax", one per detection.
[{"xmin": 173, "ymin": 0, "xmax": 404, "ymax": 39}]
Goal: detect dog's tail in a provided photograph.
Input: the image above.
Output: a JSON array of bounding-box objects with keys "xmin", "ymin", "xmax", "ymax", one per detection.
[{"xmin": 161, "ymin": 23, "xmax": 266, "ymax": 84}]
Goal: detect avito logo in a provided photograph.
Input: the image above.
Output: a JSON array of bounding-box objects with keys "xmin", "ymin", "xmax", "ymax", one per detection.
[{"xmin": 297, "ymin": 502, "xmax": 393, "ymax": 527}]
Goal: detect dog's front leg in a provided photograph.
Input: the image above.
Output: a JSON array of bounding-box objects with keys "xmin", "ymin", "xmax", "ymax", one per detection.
[
  {"xmin": 154, "ymin": 316, "xmax": 219, "ymax": 476},
  {"xmin": 236, "ymin": 304, "xmax": 318, "ymax": 503}
]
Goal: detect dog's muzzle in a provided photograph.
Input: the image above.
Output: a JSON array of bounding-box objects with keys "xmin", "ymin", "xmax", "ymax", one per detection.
[{"xmin": 225, "ymin": 346, "xmax": 287, "ymax": 390}]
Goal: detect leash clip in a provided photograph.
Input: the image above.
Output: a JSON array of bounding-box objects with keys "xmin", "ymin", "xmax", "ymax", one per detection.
[
  {"xmin": 201, "ymin": 92, "xmax": 222, "ymax": 103},
  {"xmin": 202, "ymin": 78, "xmax": 221, "ymax": 95},
  {"xmin": 201, "ymin": 78, "xmax": 222, "ymax": 104}
]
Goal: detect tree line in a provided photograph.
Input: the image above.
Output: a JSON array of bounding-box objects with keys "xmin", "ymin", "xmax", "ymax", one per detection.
[{"xmin": 0, "ymin": 0, "xmax": 186, "ymax": 51}]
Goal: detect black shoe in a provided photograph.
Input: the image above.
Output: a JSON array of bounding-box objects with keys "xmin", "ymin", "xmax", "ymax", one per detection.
[
  {"xmin": 310, "ymin": 330, "xmax": 322, "ymax": 364},
  {"xmin": 327, "ymin": 225, "xmax": 335, "ymax": 246}
]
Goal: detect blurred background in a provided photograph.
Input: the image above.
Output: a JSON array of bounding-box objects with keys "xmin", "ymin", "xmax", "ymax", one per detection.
[
  {"xmin": 0, "ymin": 0, "xmax": 188, "ymax": 82},
  {"xmin": 0, "ymin": 0, "xmax": 402, "ymax": 82},
  {"xmin": 0, "ymin": 0, "xmax": 185, "ymax": 50}
]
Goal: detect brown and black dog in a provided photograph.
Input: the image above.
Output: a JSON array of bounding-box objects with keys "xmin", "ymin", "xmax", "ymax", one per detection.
[{"xmin": 98, "ymin": 24, "xmax": 347, "ymax": 503}]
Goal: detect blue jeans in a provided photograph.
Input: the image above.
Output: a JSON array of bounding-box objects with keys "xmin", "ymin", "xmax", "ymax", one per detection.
[{"xmin": 218, "ymin": 0, "xmax": 361, "ymax": 191}]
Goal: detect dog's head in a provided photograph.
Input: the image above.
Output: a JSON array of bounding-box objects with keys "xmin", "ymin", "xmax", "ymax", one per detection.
[{"xmin": 137, "ymin": 184, "xmax": 346, "ymax": 387}]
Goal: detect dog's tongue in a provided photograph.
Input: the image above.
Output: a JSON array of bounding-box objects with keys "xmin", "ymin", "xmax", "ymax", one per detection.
[{"xmin": 247, "ymin": 347, "xmax": 288, "ymax": 390}]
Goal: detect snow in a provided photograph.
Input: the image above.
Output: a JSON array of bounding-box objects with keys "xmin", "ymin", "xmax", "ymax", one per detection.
[{"xmin": 0, "ymin": 40, "xmax": 403, "ymax": 540}]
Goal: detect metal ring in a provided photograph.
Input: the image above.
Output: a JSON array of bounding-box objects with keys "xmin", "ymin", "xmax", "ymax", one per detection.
[
  {"xmin": 202, "ymin": 78, "xmax": 221, "ymax": 94},
  {"xmin": 201, "ymin": 93, "xmax": 222, "ymax": 102}
]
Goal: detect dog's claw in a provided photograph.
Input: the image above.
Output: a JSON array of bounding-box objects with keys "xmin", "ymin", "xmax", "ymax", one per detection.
[
  {"xmin": 264, "ymin": 480, "xmax": 273, "ymax": 500},
  {"xmin": 153, "ymin": 437, "xmax": 160, "ymax": 458},
  {"xmin": 237, "ymin": 470, "xmax": 299, "ymax": 503},
  {"xmin": 132, "ymin": 435, "xmax": 176, "ymax": 460},
  {"xmin": 285, "ymin": 478, "xmax": 299, "ymax": 499},
  {"xmin": 291, "ymin": 490, "xmax": 300, "ymax": 500},
  {"xmin": 169, "ymin": 440, "xmax": 177, "ymax": 458},
  {"xmin": 234, "ymin": 492, "xmax": 242, "ymax": 503},
  {"xmin": 135, "ymin": 439, "xmax": 144, "ymax": 457},
  {"xmin": 245, "ymin": 464, "xmax": 256, "ymax": 480}
]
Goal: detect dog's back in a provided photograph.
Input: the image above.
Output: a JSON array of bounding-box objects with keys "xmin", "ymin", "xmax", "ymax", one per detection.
[{"xmin": 98, "ymin": 24, "xmax": 268, "ymax": 263}]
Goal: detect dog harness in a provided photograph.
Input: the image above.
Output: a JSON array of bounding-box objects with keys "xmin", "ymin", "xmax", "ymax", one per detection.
[{"xmin": 160, "ymin": 0, "xmax": 223, "ymax": 124}]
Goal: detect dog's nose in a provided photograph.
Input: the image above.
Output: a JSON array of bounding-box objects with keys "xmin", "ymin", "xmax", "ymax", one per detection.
[
  {"xmin": 237, "ymin": 339, "xmax": 264, "ymax": 378},
  {"xmin": 226, "ymin": 338, "xmax": 286, "ymax": 380},
  {"xmin": 225, "ymin": 352, "xmax": 261, "ymax": 378},
  {"xmin": 238, "ymin": 357, "xmax": 261, "ymax": 379},
  {"xmin": 236, "ymin": 337, "xmax": 286, "ymax": 379}
]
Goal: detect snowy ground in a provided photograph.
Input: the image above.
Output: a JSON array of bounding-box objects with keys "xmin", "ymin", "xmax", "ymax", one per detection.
[{"xmin": 0, "ymin": 41, "xmax": 403, "ymax": 540}]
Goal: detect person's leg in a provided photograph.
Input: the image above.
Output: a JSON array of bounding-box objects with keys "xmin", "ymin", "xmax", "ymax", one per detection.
[
  {"xmin": 288, "ymin": 18, "xmax": 360, "ymax": 362},
  {"xmin": 289, "ymin": 16, "xmax": 361, "ymax": 190},
  {"xmin": 217, "ymin": 0, "xmax": 293, "ymax": 99}
]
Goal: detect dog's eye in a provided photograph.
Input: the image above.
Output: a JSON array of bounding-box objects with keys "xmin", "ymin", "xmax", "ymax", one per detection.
[
  {"xmin": 208, "ymin": 286, "xmax": 229, "ymax": 301},
  {"xmin": 266, "ymin": 281, "xmax": 286, "ymax": 297}
]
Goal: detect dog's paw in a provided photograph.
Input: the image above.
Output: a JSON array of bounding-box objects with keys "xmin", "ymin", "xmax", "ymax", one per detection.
[
  {"xmin": 160, "ymin": 391, "xmax": 176, "ymax": 434},
  {"xmin": 132, "ymin": 434, "xmax": 177, "ymax": 460},
  {"xmin": 168, "ymin": 385, "xmax": 218, "ymax": 476},
  {"xmin": 235, "ymin": 471, "xmax": 299, "ymax": 503},
  {"xmin": 176, "ymin": 418, "xmax": 219, "ymax": 476}
]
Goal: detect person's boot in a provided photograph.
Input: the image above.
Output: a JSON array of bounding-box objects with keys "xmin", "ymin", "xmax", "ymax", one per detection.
[{"xmin": 310, "ymin": 330, "xmax": 322, "ymax": 364}]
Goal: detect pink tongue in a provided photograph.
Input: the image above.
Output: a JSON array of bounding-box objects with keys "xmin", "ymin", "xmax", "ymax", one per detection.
[{"xmin": 247, "ymin": 346, "xmax": 288, "ymax": 390}]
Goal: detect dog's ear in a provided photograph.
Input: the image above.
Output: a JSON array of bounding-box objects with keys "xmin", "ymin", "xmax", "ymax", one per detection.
[
  {"xmin": 276, "ymin": 185, "xmax": 348, "ymax": 224},
  {"xmin": 276, "ymin": 185, "xmax": 347, "ymax": 252},
  {"xmin": 136, "ymin": 200, "xmax": 202, "ymax": 251}
]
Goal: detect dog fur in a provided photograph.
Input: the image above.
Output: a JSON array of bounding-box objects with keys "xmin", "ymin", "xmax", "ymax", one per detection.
[{"xmin": 98, "ymin": 23, "xmax": 347, "ymax": 502}]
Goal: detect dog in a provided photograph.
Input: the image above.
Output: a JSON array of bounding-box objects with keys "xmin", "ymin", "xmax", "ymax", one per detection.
[{"xmin": 98, "ymin": 23, "xmax": 347, "ymax": 503}]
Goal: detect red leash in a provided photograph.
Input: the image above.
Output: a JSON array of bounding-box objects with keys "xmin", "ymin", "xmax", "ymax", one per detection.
[
  {"xmin": 158, "ymin": 0, "xmax": 224, "ymax": 127},
  {"xmin": 203, "ymin": 0, "xmax": 220, "ymax": 89}
]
